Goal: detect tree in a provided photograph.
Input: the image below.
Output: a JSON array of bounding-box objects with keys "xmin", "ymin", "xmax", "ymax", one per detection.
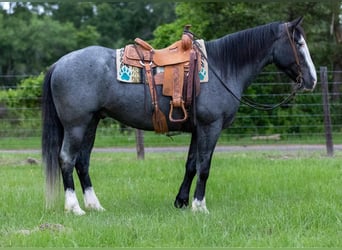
[
  {"xmin": 0, "ymin": 2, "xmax": 177, "ymax": 83},
  {"xmin": 330, "ymin": 1, "xmax": 342, "ymax": 102},
  {"xmin": 90, "ymin": 2, "xmax": 176, "ymax": 48},
  {"xmin": 0, "ymin": 13, "xmax": 78, "ymax": 77},
  {"xmin": 0, "ymin": 3, "xmax": 101, "ymax": 85},
  {"xmin": 51, "ymin": 2, "xmax": 95, "ymax": 29}
]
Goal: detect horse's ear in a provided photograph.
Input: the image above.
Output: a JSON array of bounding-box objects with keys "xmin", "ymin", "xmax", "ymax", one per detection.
[{"xmin": 289, "ymin": 17, "xmax": 303, "ymax": 28}]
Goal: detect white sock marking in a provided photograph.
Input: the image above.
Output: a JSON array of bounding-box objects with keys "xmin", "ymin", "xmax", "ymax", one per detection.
[
  {"xmin": 84, "ymin": 187, "xmax": 105, "ymax": 211},
  {"xmin": 191, "ymin": 197, "xmax": 209, "ymax": 214},
  {"xmin": 65, "ymin": 189, "xmax": 86, "ymax": 215}
]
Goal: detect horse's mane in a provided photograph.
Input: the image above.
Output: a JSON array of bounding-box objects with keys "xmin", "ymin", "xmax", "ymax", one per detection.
[{"xmin": 204, "ymin": 21, "xmax": 282, "ymax": 77}]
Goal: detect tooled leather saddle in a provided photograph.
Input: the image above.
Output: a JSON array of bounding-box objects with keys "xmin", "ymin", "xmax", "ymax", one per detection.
[{"xmin": 122, "ymin": 25, "xmax": 201, "ymax": 133}]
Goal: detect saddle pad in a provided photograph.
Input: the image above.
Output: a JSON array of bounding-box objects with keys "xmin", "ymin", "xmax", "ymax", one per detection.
[{"xmin": 116, "ymin": 39, "xmax": 208, "ymax": 83}]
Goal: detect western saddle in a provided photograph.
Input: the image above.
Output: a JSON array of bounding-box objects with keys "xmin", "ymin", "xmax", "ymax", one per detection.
[{"xmin": 123, "ymin": 25, "xmax": 201, "ymax": 133}]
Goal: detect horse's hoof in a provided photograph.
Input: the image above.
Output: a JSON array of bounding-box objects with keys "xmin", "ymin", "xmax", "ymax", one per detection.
[
  {"xmin": 174, "ymin": 197, "xmax": 189, "ymax": 208},
  {"xmin": 85, "ymin": 204, "xmax": 106, "ymax": 212},
  {"xmin": 65, "ymin": 206, "xmax": 86, "ymax": 216},
  {"xmin": 191, "ymin": 198, "xmax": 209, "ymax": 214},
  {"xmin": 65, "ymin": 189, "xmax": 86, "ymax": 215}
]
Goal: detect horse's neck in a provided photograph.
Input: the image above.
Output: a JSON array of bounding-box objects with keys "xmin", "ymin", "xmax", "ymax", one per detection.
[
  {"xmin": 206, "ymin": 34, "xmax": 274, "ymax": 92},
  {"xmin": 206, "ymin": 23, "xmax": 279, "ymax": 90},
  {"xmin": 239, "ymin": 52, "xmax": 273, "ymax": 90}
]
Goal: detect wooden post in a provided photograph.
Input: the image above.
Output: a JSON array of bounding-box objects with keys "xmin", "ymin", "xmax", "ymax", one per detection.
[
  {"xmin": 135, "ymin": 129, "xmax": 145, "ymax": 160},
  {"xmin": 320, "ymin": 66, "xmax": 334, "ymax": 156}
]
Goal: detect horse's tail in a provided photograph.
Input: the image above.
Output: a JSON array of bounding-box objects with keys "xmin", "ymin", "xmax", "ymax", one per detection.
[{"xmin": 41, "ymin": 64, "xmax": 63, "ymax": 208}]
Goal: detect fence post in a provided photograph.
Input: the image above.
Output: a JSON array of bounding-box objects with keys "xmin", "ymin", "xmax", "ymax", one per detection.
[
  {"xmin": 320, "ymin": 66, "xmax": 334, "ymax": 156},
  {"xmin": 135, "ymin": 129, "xmax": 145, "ymax": 160}
]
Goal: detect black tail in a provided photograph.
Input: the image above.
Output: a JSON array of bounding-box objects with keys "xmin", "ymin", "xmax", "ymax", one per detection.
[{"xmin": 42, "ymin": 64, "xmax": 63, "ymax": 207}]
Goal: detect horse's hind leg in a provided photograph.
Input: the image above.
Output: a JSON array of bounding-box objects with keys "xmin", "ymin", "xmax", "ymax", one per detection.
[
  {"xmin": 75, "ymin": 117, "xmax": 104, "ymax": 211},
  {"xmin": 60, "ymin": 125, "xmax": 88, "ymax": 215}
]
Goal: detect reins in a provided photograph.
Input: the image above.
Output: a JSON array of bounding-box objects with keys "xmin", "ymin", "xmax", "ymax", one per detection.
[{"xmin": 186, "ymin": 23, "xmax": 303, "ymax": 111}]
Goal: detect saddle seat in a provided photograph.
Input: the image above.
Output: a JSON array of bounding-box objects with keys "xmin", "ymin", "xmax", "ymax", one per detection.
[
  {"xmin": 122, "ymin": 26, "xmax": 201, "ymax": 133},
  {"xmin": 135, "ymin": 36, "xmax": 193, "ymax": 66},
  {"xmin": 123, "ymin": 34, "xmax": 193, "ymax": 67}
]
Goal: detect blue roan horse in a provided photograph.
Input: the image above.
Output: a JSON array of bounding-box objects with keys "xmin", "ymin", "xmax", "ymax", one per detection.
[{"xmin": 42, "ymin": 17, "xmax": 317, "ymax": 215}]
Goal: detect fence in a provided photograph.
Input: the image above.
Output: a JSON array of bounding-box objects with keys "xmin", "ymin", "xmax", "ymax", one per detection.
[
  {"xmin": 0, "ymin": 69, "xmax": 341, "ymax": 150},
  {"xmin": 225, "ymin": 68, "xmax": 341, "ymax": 142}
]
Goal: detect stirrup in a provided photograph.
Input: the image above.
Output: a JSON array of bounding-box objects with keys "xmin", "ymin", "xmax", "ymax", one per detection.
[{"xmin": 169, "ymin": 101, "xmax": 188, "ymax": 123}]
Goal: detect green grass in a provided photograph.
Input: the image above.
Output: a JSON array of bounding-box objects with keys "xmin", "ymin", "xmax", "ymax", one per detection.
[
  {"xmin": 0, "ymin": 150, "xmax": 341, "ymax": 247},
  {"xmin": 0, "ymin": 132, "xmax": 192, "ymax": 150},
  {"xmin": 0, "ymin": 130, "xmax": 338, "ymax": 150}
]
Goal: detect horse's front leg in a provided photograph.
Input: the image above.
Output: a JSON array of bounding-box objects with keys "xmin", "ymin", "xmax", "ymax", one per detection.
[
  {"xmin": 174, "ymin": 131, "xmax": 198, "ymax": 208},
  {"xmin": 191, "ymin": 123, "xmax": 221, "ymax": 213}
]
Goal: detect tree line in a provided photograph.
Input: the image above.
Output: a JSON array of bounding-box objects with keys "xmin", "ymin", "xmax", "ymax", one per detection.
[
  {"xmin": 0, "ymin": 2, "xmax": 176, "ymax": 80},
  {"xmin": 1, "ymin": 2, "xmax": 341, "ymax": 77},
  {"xmin": 0, "ymin": 2, "xmax": 341, "ymax": 138}
]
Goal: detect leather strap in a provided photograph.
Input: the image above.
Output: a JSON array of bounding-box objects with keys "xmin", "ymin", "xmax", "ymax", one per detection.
[
  {"xmin": 145, "ymin": 58, "xmax": 168, "ymax": 133},
  {"xmin": 285, "ymin": 23, "xmax": 303, "ymax": 84},
  {"xmin": 145, "ymin": 63, "xmax": 158, "ymax": 109}
]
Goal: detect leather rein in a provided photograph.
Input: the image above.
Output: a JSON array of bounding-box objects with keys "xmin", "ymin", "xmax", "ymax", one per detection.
[{"xmin": 189, "ymin": 23, "xmax": 303, "ymax": 111}]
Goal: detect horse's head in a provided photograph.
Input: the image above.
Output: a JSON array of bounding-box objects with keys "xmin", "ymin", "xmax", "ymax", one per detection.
[{"xmin": 273, "ymin": 17, "xmax": 317, "ymax": 91}]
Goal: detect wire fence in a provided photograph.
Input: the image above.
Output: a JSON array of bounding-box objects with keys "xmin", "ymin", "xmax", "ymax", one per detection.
[{"xmin": 0, "ymin": 69, "xmax": 341, "ymax": 148}]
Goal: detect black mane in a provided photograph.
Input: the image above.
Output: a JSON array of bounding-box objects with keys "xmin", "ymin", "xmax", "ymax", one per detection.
[{"xmin": 205, "ymin": 21, "xmax": 282, "ymax": 77}]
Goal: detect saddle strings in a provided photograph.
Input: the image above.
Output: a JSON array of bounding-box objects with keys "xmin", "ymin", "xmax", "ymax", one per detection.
[
  {"xmin": 185, "ymin": 30, "xmax": 300, "ymax": 111},
  {"xmin": 133, "ymin": 44, "xmax": 151, "ymax": 114}
]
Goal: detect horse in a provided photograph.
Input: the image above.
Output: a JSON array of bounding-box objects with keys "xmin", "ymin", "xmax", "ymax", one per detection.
[{"xmin": 42, "ymin": 17, "xmax": 317, "ymax": 215}]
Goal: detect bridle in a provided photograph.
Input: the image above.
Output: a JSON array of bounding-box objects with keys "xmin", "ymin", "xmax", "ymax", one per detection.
[
  {"xmin": 285, "ymin": 22, "xmax": 303, "ymax": 89},
  {"xmin": 187, "ymin": 23, "xmax": 304, "ymax": 111}
]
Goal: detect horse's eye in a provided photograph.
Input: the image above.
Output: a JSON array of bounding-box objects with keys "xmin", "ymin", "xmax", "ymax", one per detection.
[{"xmin": 296, "ymin": 42, "xmax": 304, "ymax": 47}]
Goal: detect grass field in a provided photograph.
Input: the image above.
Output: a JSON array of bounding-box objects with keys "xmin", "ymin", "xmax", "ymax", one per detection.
[
  {"xmin": 0, "ymin": 130, "xmax": 337, "ymax": 150},
  {"xmin": 0, "ymin": 150, "xmax": 341, "ymax": 247}
]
